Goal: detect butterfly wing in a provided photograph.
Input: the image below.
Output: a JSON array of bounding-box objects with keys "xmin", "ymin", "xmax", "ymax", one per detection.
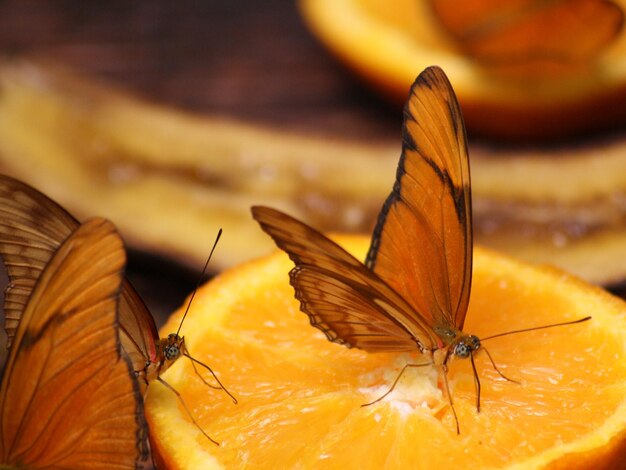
[
  {"xmin": 0, "ymin": 174, "xmax": 78, "ymax": 348},
  {"xmin": 0, "ymin": 175, "xmax": 159, "ymax": 382},
  {"xmin": 365, "ymin": 66, "xmax": 472, "ymax": 333},
  {"xmin": 252, "ymin": 206, "xmax": 440, "ymax": 352},
  {"xmin": 0, "ymin": 217, "xmax": 148, "ymax": 468},
  {"xmin": 430, "ymin": 0, "xmax": 624, "ymax": 71},
  {"xmin": 118, "ymin": 286, "xmax": 160, "ymax": 388}
]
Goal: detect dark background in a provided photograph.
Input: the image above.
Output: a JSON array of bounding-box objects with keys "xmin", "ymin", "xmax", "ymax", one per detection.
[
  {"xmin": 0, "ymin": 0, "xmax": 406, "ymax": 327},
  {"xmin": 0, "ymin": 0, "xmax": 401, "ymax": 141}
]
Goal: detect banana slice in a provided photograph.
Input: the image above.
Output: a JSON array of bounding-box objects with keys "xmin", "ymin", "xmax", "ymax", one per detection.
[{"xmin": 0, "ymin": 59, "xmax": 624, "ymax": 285}]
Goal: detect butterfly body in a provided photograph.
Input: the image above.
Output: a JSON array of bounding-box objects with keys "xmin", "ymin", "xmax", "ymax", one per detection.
[
  {"xmin": 251, "ymin": 66, "xmax": 488, "ymax": 428},
  {"xmin": 138, "ymin": 333, "xmax": 186, "ymax": 384},
  {"xmin": 0, "ymin": 174, "xmax": 235, "ymax": 444},
  {"xmin": 253, "ymin": 66, "xmax": 590, "ymax": 431},
  {"xmin": 0, "ymin": 174, "xmax": 182, "ymax": 391}
]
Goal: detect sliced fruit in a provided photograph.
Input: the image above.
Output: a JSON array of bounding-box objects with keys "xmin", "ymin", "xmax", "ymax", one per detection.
[
  {"xmin": 1, "ymin": 60, "xmax": 626, "ymax": 285},
  {"xmin": 146, "ymin": 235, "xmax": 626, "ymax": 469},
  {"xmin": 299, "ymin": 0, "xmax": 626, "ymax": 140},
  {"xmin": 429, "ymin": 0, "xmax": 624, "ymax": 76}
]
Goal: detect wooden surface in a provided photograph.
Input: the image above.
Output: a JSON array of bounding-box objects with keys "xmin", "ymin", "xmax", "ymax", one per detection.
[
  {"xmin": 0, "ymin": 0, "xmax": 401, "ymax": 142},
  {"xmin": 0, "ymin": 0, "xmax": 408, "ymax": 327}
]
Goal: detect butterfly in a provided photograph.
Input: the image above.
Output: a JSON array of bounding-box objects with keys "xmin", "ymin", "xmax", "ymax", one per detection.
[
  {"xmin": 252, "ymin": 66, "xmax": 590, "ymax": 432},
  {"xmin": 0, "ymin": 174, "xmax": 236, "ymax": 445},
  {"xmin": 429, "ymin": 0, "xmax": 624, "ymax": 76},
  {"xmin": 0, "ymin": 217, "xmax": 148, "ymax": 468}
]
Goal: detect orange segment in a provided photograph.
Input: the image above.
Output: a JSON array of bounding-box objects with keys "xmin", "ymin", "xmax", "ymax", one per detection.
[
  {"xmin": 298, "ymin": 0, "xmax": 626, "ymax": 140},
  {"xmin": 146, "ymin": 236, "xmax": 626, "ymax": 468}
]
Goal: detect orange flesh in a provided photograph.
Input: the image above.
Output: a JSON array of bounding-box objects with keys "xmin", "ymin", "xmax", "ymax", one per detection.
[{"xmin": 147, "ymin": 237, "xmax": 626, "ymax": 468}]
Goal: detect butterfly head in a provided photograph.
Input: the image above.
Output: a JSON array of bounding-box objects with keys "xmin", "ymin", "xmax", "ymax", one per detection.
[
  {"xmin": 452, "ymin": 334, "xmax": 481, "ymax": 359},
  {"xmin": 164, "ymin": 333, "xmax": 185, "ymax": 363}
]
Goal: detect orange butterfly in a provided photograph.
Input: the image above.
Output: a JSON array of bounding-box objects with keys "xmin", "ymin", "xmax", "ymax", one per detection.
[
  {"xmin": 430, "ymin": 0, "xmax": 624, "ymax": 75},
  {"xmin": 252, "ymin": 66, "xmax": 590, "ymax": 432},
  {"xmin": 0, "ymin": 217, "xmax": 148, "ymax": 468},
  {"xmin": 0, "ymin": 175, "xmax": 235, "ymax": 445}
]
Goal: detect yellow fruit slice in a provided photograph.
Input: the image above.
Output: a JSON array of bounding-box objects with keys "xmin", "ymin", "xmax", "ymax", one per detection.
[
  {"xmin": 299, "ymin": 0, "xmax": 626, "ymax": 140},
  {"xmin": 146, "ymin": 236, "xmax": 626, "ymax": 469},
  {"xmin": 4, "ymin": 60, "xmax": 626, "ymax": 285}
]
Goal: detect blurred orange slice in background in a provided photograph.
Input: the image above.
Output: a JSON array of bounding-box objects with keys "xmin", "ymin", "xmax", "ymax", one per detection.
[
  {"xmin": 146, "ymin": 236, "xmax": 626, "ymax": 469},
  {"xmin": 429, "ymin": 0, "xmax": 624, "ymax": 74},
  {"xmin": 299, "ymin": 0, "xmax": 626, "ymax": 141}
]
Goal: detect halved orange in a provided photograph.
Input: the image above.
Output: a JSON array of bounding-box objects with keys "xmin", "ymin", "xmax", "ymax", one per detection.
[
  {"xmin": 298, "ymin": 0, "xmax": 626, "ymax": 140},
  {"xmin": 146, "ymin": 236, "xmax": 626, "ymax": 468}
]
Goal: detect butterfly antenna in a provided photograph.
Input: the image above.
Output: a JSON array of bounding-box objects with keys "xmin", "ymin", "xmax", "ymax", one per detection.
[
  {"xmin": 176, "ymin": 229, "xmax": 223, "ymax": 337},
  {"xmin": 480, "ymin": 316, "xmax": 591, "ymax": 342},
  {"xmin": 481, "ymin": 347, "xmax": 519, "ymax": 384}
]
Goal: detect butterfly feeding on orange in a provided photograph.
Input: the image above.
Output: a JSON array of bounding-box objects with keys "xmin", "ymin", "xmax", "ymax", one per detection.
[
  {"xmin": 252, "ymin": 66, "xmax": 590, "ymax": 432},
  {"xmin": 0, "ymin": 217, "xmax": 148, "ymax": 468},
  {"xmin": 0, "ymin": 174, "xmax": 235, "ymax": 445},
  {"xmin": 429, "ymin": 0, "xmax": 624, "ymax": 76}
]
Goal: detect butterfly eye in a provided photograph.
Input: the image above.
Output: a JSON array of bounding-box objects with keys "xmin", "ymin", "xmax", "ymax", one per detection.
[
  {"xmin": 468, "ymin": 335, "xmax": 481, "ymax": 350},
  {"xmin": 165, "ymin": 345, "xmax": 180, "ymax": 361},
  {"xmin": 454, "ymin": 342, "xmax": 471, "ymax": 358},
  {"xmin": 454, "ymin": 335, "xmax": 481, "ymax": 358}
]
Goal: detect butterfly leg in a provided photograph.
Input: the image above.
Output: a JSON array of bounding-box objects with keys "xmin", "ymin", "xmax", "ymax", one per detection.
[
  {"xmin": 133, "ymin": 364, "xmax": 150, "ymax": 396},
  {"xmin": 183, "ymin": 351, "xmax": 238, "ymax": 404},
  {"xmin": 156, "ymin": 376, "xmax": 220, "ymax": 446},
  {"xmin": 440, "ymin": 363, "xmax": 461, "ymax": 434},
  {"xmin": 184, "ymin": 352, "xmax": 221, "ymax": 389},
  {"xmin": 481, "ymin": 347, "xmax": 520, "ymax": 384},
  {"xmin": 361, "ymin": 362, "xmax": 432, "ymax": 407}
]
